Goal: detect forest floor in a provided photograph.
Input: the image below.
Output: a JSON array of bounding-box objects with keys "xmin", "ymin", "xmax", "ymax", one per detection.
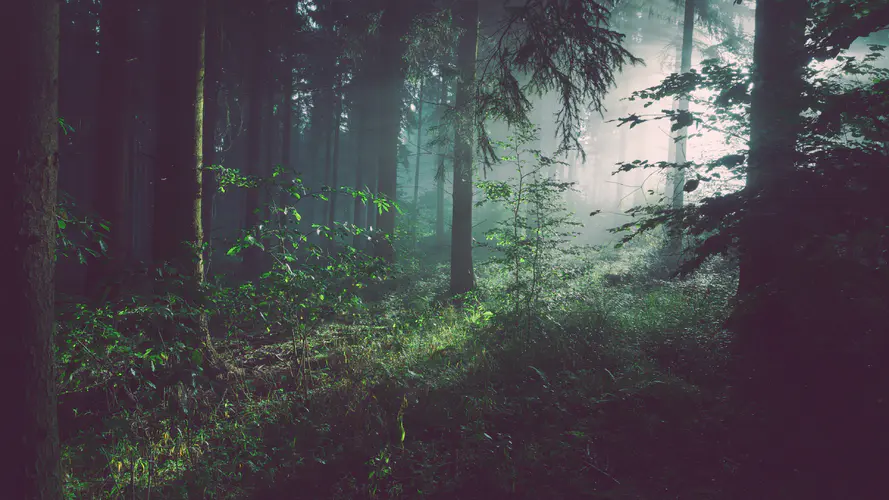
[{"xmin": 60, "ymin": 245, "xmax": 742, "ymax": 499}]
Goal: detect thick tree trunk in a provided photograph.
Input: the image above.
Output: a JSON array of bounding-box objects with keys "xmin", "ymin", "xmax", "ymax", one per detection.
[
  {"xmin": 374, "ymin": 2, "xmax": 412, "ymax": 262},
  {"xmin": 733, "ymin": 0, "xmax": 813, "ymax": 495},
  {"xmin": 449, "ymin": 0, "xmax": 479, "ymax": 296},
  {"xmin": 739, "ymin": 0, "xmax": 807, "ymax": 295},
  {"xmin": 153, "ymin": 0, "xmax": 205, "ymax": 278},
  {"xmin": 89, "ymin": 0, "xmax": 133, "ymax": 298},
  {"xmin": 2, "ymin": 1, "xmax": 62, "ymax": 497},
  {"xmin": 202, "ymin": 0, "xmax": 222, "ymax": 279},
  {"xmin": 436, "ymin": 75, "xmax": 449, "ymax": 246},
  {"xmin": 412, "ymin": 79, "xmax": 425, "ymax": 245},
  {"xmin": 240, "ymin": 8, "xmax": 267, "ymax": 278}
]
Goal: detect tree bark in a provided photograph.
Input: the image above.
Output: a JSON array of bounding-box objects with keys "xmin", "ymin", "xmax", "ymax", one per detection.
[
  {"xmin": 449, "ymin": 0, "xmax": 479, "ymax": 296},
  {"xmin": 374, "ymin": 2, "xmax": 412, "ymax": 262},
  {"xmin": 353, "ymin": 75, "xmax": 373, "ymax": 248},
  {"xmin": 240, "ymin": 7, "xmax": 267, "ymax": 278},
  {"xmin": 153, "ymin": 0, "xmax": 206, "ymax": 280},
  {"xmin": 1, "ymin": 0, "xmax": 63, "ymax": 496},
  {"xmin": 89, "ymin": 0, "xmax": 133, "ymax": 298},
  {"xmin": 327, "ymin": 92, "xmax": 343, "ymax": 247},
  {"xmin": 666, "ymin": 0, "xmax": 695, "ymax": 263},
  {"xmin": 202, "ymin": 0, "xmax": 222, "ymax": 279},
  {"xmin": 280, "ymin": 65, "xmax": 293, "ymax": 234},
  {"xmin": 739, "ymin": 0, "xmax": 808, "ymax": 295},
  {"xmin": 412, "ymin": 78, "xmax": 425, "ymax": 245},
  {"xmin": 436, "ymin": 74, "xmax": 449, "ymax": 246}
]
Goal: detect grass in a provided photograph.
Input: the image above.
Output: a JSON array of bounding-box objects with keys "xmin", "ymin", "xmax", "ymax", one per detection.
[{"xmin": 60, "ymin": 241, "xmax": 741, "ymax": 499}]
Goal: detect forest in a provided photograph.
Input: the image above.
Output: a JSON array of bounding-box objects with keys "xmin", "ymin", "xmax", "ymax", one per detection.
[{"xmin": 4, "ymin": 0, "xmax": 889, "ymax": 498}]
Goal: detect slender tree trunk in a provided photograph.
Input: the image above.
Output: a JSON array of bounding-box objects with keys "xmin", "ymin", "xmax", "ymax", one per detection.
[
  {"xmin": 327, "ymin": 92, "xmax": 343, "ymax": 246},
  {"xmin": 202, "ymin": 0, "xmax": 222, "ymax": 279},
  {"xmin": 90, "ymin": 0, "xmax": 132, "ymax": 298},
  {"xmin": 436, "ymin": 74, "xmax": 449, "ymax": 246},
  {"xmin": 375, "ymin": 2, "xmax": 412, "ymax": 262},
  {"xmin": 672, "ymin": 0, "xmax": 694, "ymax": 210},
  {"xmin": 666, "ymin": 0, "xmax": 695, "ymax": 262},
  {"xmin": 153, "ymin": 0, "xmax": 206, "ymax": 280},
  {"xmin": 2, "ymin": 1, "xmax": 62, "ymax": 496},
  {"xmin": 305, "ymin": 91, "xmax": 328, "ymax": 229},
  {"xmin": 280, "ymin": 65, "xmax": 293, "ymax": 234},
  {"xmin": 412, "ymin": 79, "xmax": 425, "ymax": 245},
  {"xmin": 449, "ymin": 0, "xmax": 479, "ymax": 296},
  {"xmin": 353, "ymin": 83, "xmax": 371, "ymax": 248},
  {"xmin": 241, "ymin": 8, "xmax": 267, "ymax": 278}
]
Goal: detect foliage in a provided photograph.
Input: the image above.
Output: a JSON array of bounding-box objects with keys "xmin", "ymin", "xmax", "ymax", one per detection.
[
  {"xmin": 56, "ymin": 192, "xmax": 110, "ymax": 265},
  {"xmin": 476, "ymin": 127, "xmax": 581, "ymax": 337}
]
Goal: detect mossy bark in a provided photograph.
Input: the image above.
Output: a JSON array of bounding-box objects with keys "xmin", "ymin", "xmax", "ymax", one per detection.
[{"xmin": 2, "ymin": 0, "xmax": 63, "ymax": 497}]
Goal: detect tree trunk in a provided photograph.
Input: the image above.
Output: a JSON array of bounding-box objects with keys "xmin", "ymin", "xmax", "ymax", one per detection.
[
  {"xmin": 733, "ymin": 0, "xmax": 811, "ymax": 494},
  {"xmin": 240, "ymin": 7, "xmax": 267, "ymax": 278},
  {"xmin": 89, "ymin": 0, "xmax": 133, "ymax": 298},
  {"xmin": 412, "ymin": 79, "xmax": 425, "ymax": 245},
  {"xmin": 153, "ymin": 0, "xmax": 206, "ymax": 280},
  {"xmin": 449, "ymin": 0, "xmax": 479, "ymax": 296},
  {"xmin": 304, "ymin": 90, "xmax": 329, "ymax": 229},
  {"xmin": 739, "ymin": 0, "xmax": 807, "ymax": 295},
  {"xmin": 202, "ymin": 0, "xmax": 222, "ymax": 279},
  {"xmin": 353, "ymin": 78, "xmax": 372, "ymax": 248},
  {"xmin": 666, "ymin": 0, "xmax": 695, "ymax": 262},
  {"xmin": 327, "ymin": 92, "xmax": 343, "ymax": 247},
  {"xmin": 2, "ymin": 1, "xmax": 62, "ymax": 496},
  {"xmin": 280, "ymin": 65, "xmax": 293, "ymax": 234},
  {"xmin": 436, "ymin": 74, "xmax": 449, "ymax": 246},
  {"xmin": 374, "ymin": 2, "xmax": 412, "ymax": 262}
]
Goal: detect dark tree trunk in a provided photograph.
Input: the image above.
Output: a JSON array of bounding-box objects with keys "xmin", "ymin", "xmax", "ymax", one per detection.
[
  {"xmin": 89, "ymin": 0, "xmax": 133, "ymax": 298},
  {"xmin": 436, "ymin": 74, "xmax": 449, "ymax": 246},
  {"xmin": 739, "ymin": 0, "xmax": 808, "ymax": 295},
  {"xmin": 153, "ymin": 0, "xmax": 205, "ymax": 279},
  {"xmin": 733, "ymin": 0, "xmax": 814, "ymax": 496},
  {"xmin": 374, "ymin": 2, "xmax": 412, "ymax": 262},
  {"xmin": 327, "ymin": 92, "xmax": 343, "ymax": 245},
  {"xmin": 202, "ymin": 0, "xmax": 222, "ymax": 278},
  {"xmin": 1, "ymin": 0, "xmax": 63, "ymax": 496},
  {"xmin": 412, "ymin": 78, "xmax": 425, "ymax": 245},
  {"xmin": 353, "ymin": 80, "xmax": 372, "ymax": 248},
  {"xmin": 280, "ymin": 65, "xmax": 293, "ymax": 233},
  {"xmin": 449, "ymin": 0, "xmax": 479, "ymax": 296},
  {"xmin": 240, "ymin": 7, "xmax": 267, "ymax": 278}
]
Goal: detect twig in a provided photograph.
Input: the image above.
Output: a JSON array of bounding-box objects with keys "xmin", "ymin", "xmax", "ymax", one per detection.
[{"xmin": 583, "ymin": 460, "xmax": 621, "ymax": 484}]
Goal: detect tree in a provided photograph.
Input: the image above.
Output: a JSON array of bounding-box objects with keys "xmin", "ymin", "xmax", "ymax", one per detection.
[
  {"xmin": 152, "ymin": 0, "xmax": 206, "ymax": 279},
  {"xmin": 738, "ymin": 0, "xmax": 808, "ymax": 295},
  {"xmin": 240, "ymin": 6, "xmax": 268, "ymax": 278},
  {"xmin": 1, "ymin": 0, "xmax": 63, "ymax": 496},
  {"xmin": 374, "ymin": 1, "xmax": 414, "ymax": 262},
  {"xmin": 435, "ymin": 73, "xmax": 450, "ymax": 246},
  {"xmin": 202, "ymin": 0, "xmax": 223, "ymax": 278},
  {"xmin": 89, "ymin": 0, "xmax": 133, "ymax": 298},
  {"xmin": 667, "ymin": 0, "xmax": 696, "ymax": 260},
  {"xmin": 449, "ymin": 0, "xmax": 480, "ymax": 296},
  {"xmin": 411, "ymin": 78, "xmax": 425, "ymax": 244},
  {"xmin": 327, "ymin": 90, "xmax": 344, "ymax": 243}
]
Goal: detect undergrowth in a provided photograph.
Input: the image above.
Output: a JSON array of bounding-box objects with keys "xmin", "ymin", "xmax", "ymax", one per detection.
[{"xmin": 59, "ymin": 232, "xmax": 739, "ymax": 499}]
